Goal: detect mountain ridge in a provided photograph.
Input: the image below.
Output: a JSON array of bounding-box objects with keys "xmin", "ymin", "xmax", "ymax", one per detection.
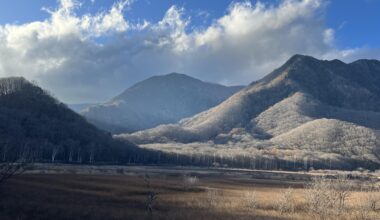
[
  {"xmin": 81, "ymin": 72, "xmax": 244, "ymax": 133},
  {"xmin": 117, "ymin": 55, "xmax": 380, "ymax": 169}
]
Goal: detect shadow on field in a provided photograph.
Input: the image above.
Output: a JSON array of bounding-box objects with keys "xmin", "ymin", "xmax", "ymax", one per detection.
[{"xmin": 0, "ymin": 174, "xmax": 293, "ymax": 220}]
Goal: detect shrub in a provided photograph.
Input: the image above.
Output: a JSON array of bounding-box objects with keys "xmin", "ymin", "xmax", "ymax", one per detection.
[
  {"xmin": 183, "ymin": 176, "xmax": 199, "ymax": 191},
  {"xmin": 306, "ymin": 177, "xmax": 336, "ymax": 217},
  {"xmin": 207, "ymin": 188, "xmax": 222, "ymax": 207},
  {"xmin": 305, "ymin": 175, "xmax": 352, "ymax": 218},
  {"xmin": 275, "ymin": 188, "xmax": 295, "ymax": 213},
  {"xmin": 331, "ymin": 175, "xmax": 352, "ymax": 212},
  {"xmin": 244, "ymin": 191, "xmax": 258, "ymax": 211}
]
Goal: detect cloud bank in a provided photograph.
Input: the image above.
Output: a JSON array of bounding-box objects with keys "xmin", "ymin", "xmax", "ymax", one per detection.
[{"xmin": 0, "ymin": 0, "xmax": 378, "ymax": 103}]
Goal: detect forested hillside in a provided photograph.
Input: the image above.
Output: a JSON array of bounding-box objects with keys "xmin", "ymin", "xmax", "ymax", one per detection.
[{"xmin": 0, "ymin": 77, "xmax": 154, "ymax": 164}]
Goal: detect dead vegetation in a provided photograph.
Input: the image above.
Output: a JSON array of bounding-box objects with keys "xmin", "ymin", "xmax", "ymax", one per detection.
[{"xmin": 0, "ymin": 172, "xmax": 379, "ymax": 220}]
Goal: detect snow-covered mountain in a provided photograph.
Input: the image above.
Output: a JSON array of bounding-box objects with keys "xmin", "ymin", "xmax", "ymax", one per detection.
[
  {"xmin": 81, "ymin": 73, "xmax": 243, "ymax": 133},
  {"xmin": 117, "ymin": 55, "xmax": 380, "ymax": 169}
]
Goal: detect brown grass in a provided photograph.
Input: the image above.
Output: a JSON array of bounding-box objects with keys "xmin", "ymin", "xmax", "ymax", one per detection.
[{"xmin": 0, "ymin": 172, "xmax": 379, "ymax": 220}]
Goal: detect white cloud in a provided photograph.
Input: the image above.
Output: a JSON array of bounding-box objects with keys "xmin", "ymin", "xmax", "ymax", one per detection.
[
  {"xmin": 323, "ymin": 28, "xmax": 335, "ymax": 45},
  {"xmin": 0, "ymin": 0, "xmax": 378, "ymax": 103}
]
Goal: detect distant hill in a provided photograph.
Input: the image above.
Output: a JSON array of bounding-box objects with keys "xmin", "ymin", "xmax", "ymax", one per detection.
[
  {"xmin": 0, "ymin": 77, "xmax": 147, "ymax": 164},
  {"xmin": 68, "ymin": 103, "xmax": 97, "ymax": 113},
  {"xmin": 81, "ymin": 73, "xmax": 243, "ymax": 133},
  {"xmin": 118, "ymin": 55, "xmax": 380, "ymax": 170}
]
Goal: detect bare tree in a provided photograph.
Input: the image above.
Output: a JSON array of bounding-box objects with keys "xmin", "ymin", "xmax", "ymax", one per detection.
[
  {"xmin": 146, "ymin": 191, "xmax": 157, "ymax": 215},
  {"xmin": 331, "ymin": 175, "xmax": 352, "ymax": 212},
  {"xmin": 305, "ymin": 177, "xmax": 336, "ymax": 218},
  {"xmin": 360, "ymin": 181, "xmax": 380, "ymax": 212},
  {"xmin": 76, "ymin": 147, "xmax": 82, "ymax": 163},
  {"xmin": 0, "ymin": 162, "xmax": 25, "ymax": 185},
  {"xmin": 306, "ymin": 175, "xmax": 353, "ymax": 218},
  {"xmin": 363, "ymin": 190, "xmax": 380, "ymax": 212},
  {"xmin": 88, "ymin": 143, "xmax": 96, "ymax": 164},
  {"xmin": 51, "ymin": 145, "xmax": 61, "ymax": 163},
  {"xmin": 0, "ymin": 147, "xmax": 31, "ymax": 186},
  {"xmin": 64, "ymin": 139, "xmax": 78, "ymax": 163},
  {"xmin": 0, "ymin": 77, "xmax": 26, "ymax": 96},
  {"xmin": 68, "ymin": 145, "xmax": 74, "ymax": 162},
  {"xmin": 275, "ymin": 187, "xmax": 295, "ymax": 213},
  {"xmin": 143, "ymin": 174, "xmax": 157, "ymax": 216},
  {"xmin": 1, "ymin": 141, "xmax": 8, "ymax": 162}
]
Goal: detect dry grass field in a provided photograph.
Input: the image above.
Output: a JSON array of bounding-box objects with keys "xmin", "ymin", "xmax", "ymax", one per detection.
[{"xmin": 0, "ymin": 167, "xmax": 379, "ymax": 220}]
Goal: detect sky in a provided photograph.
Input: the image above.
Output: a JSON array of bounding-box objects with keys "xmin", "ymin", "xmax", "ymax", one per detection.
[{"xmin": 0, "ymin": 0, "xmax": 379, "ymax": 103}]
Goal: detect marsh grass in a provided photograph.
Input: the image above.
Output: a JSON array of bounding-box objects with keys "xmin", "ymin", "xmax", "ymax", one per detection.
[{"xmin": 0, "ymin": 173, "xmax": 379, "ymax": 220}]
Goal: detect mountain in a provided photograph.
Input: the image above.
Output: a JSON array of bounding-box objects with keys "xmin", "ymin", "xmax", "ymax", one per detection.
[
  {"xmin": 118, "ymin": 55, "xmax": 380, "ymax": 169},
  {"xmin": 81, "ymin": 73, "xmax": 244, "ymax": 133},
  {"xmin": 0, "ymin": 77, "xmax": 145, "ymax": 163}
]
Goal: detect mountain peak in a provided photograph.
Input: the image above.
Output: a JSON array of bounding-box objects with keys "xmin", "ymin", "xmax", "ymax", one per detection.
[
  {"xmin": 82, "ymin": 72, "xmax": 243, "ymax": 133},
  {"xmin": 286, "ymin": 54, "xmax": 318, "ymax": 64},
  {"xmin": 350, "ymin": 59, "xmax": 380, "ymax": 67},
  {"xmin": 0, "ymin": 76, "xmax": 38, "ymax": 96},
  {"xmin": 158, "ymin": 72, "xmax": 201, "ymax": 82},
  {"xmin": 143, "ymin": 72, "xmax": 200, "ymax": 84},
  {"xmin": 258, "ymin": 54, "xmax": 320, "ymax": 84},
  {"xmin": 164, "ymin": 72, "xmax": 188, "ymax": 77},
  {"xmin": 284, "ymin": 54, "xmax": 348, "ymax": 68}
]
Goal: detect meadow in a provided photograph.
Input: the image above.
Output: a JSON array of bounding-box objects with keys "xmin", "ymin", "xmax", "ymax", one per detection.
[{"xmin": 0, "ymin": 166, "xmax": 379, "ymax": 220}]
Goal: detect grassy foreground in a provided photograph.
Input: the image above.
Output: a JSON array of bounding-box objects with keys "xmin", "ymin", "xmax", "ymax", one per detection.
[{"xmin": 0, "ymin": 168, "xmax": 379, "ymax": 220}]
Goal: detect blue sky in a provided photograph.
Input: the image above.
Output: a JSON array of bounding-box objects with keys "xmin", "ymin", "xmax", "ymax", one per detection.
[
  {"xmin": 0, "ymin": 0, "xmax": 379, "ymax": 103},
  {"xmin": 325, "ymin": 0, "xmax": 380, "ymax": 48},
  {"xmin": 1, "ymin": 0, "xmax": 379, "ymax": 49}
]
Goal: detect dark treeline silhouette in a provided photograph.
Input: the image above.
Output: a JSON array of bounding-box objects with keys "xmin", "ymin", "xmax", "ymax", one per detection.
[
  {"xmin": 0, "ymin": 77, "xmax": 159, "ymax": 165},
  {"xmin": 121, "ymin": 151, "xmax": 380, "ymax": 171}
]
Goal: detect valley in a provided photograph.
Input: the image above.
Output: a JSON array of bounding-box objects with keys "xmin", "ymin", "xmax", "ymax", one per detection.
[{"xmin": 0, "ymin": 1, "xmax": 379, "ymax": 219}]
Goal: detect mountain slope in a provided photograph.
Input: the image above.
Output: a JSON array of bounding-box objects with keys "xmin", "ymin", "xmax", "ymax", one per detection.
[
  {"xmin": 118, "ymin": 55, "xmax": 380, "ymax": 169},
  {"xmin": 81, "ymin": 73, "xmax": 243, "ymax": 133},
  {"xmin": 121, "ymin": 55, "xmax": 380, "ymax": 142},
  {"xmin": 271, "ymin": 118, "xmax": 380, "ymax": 160},
  {"xmin": 0, "ymin": 77, "xmax": 141, "ymax": 163}
]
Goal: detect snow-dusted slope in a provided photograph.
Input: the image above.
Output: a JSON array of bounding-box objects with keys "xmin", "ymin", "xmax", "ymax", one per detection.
[
  {"xmin": 271, "ymin": 118, "xmax": 380, "ymax": 161},
  {"xmin": 121, "ymin": 65, "xmax": 299, "ymax": 142},
  {"xmin": 81, "ymin": 73, "xmax": 243, "ymax": 133},
  {"xmin": 115, "ymin": 55, "xmax": 380, "ymax": 169},
  {"xmin": 120, "ymin": 55, "xmax": 380, "ymax": 144},
  {"xmin": 253, "ymin": 92, "xmax": 320, "ymax": 136},
  {"xmin": 254, "ymin": 92, "xmax": 380, "ymax": 137}
]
